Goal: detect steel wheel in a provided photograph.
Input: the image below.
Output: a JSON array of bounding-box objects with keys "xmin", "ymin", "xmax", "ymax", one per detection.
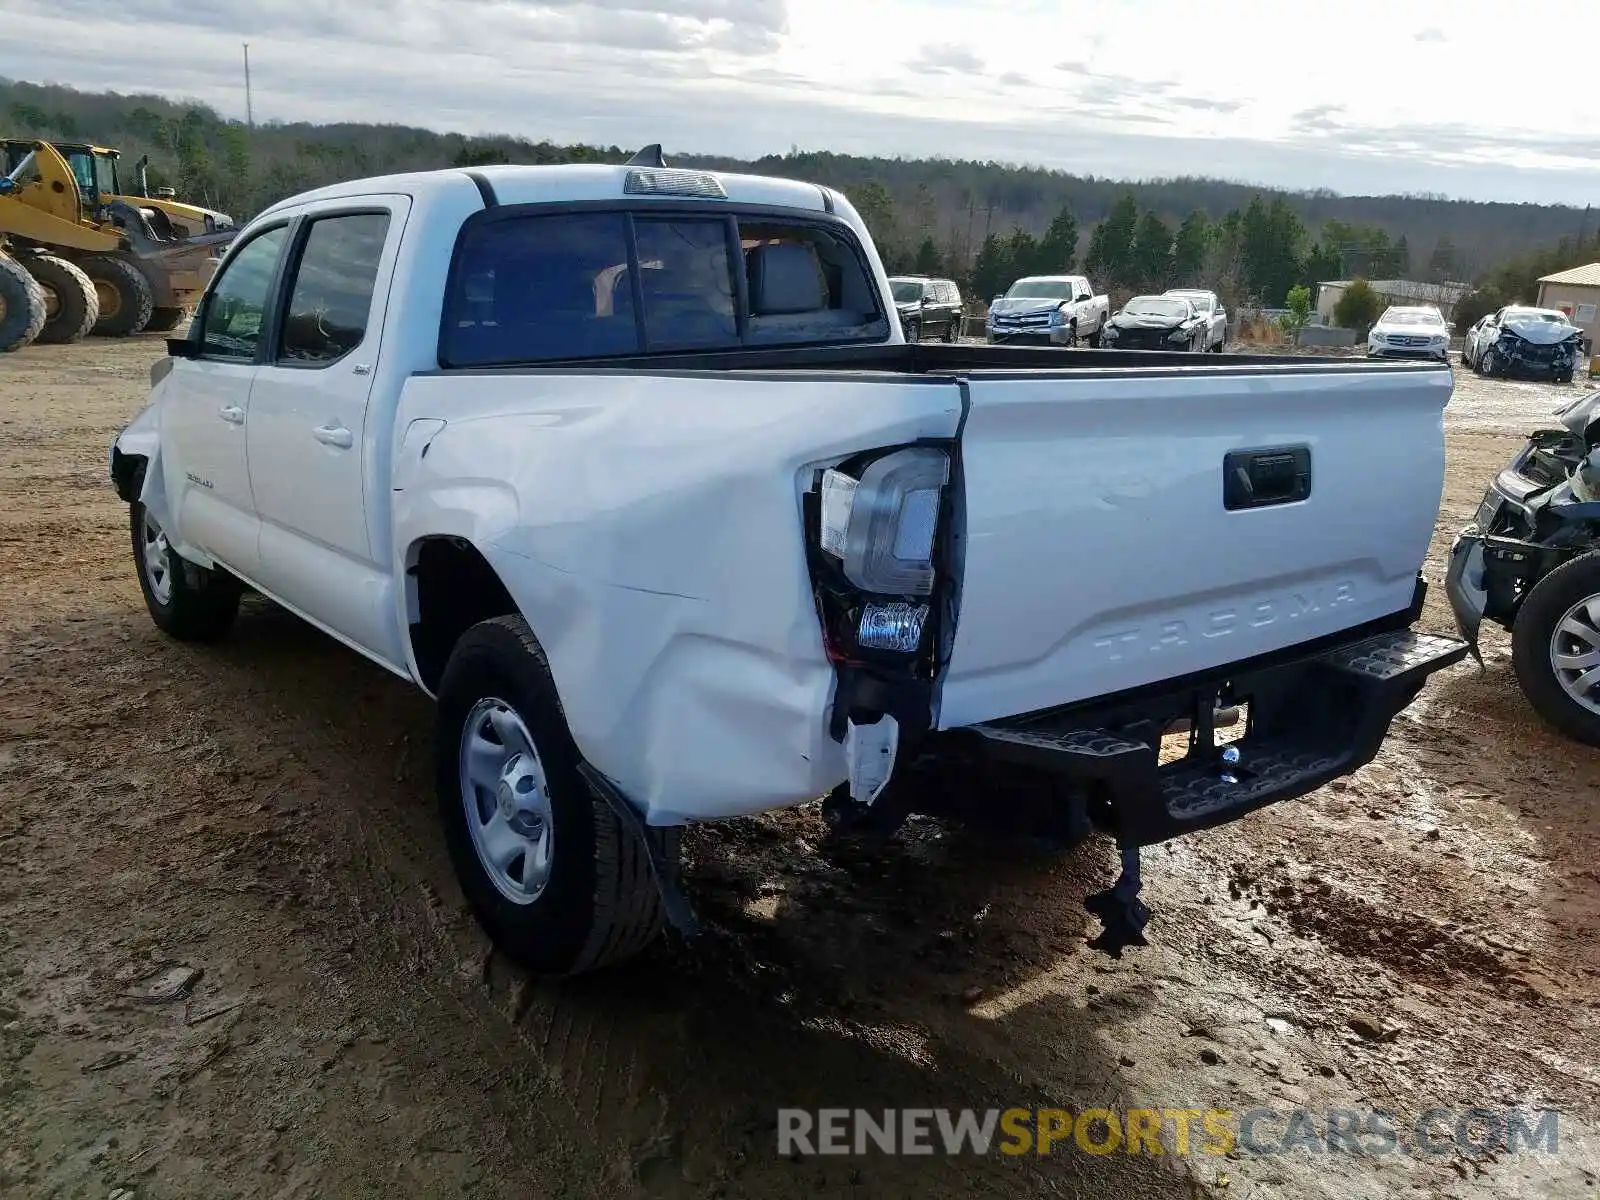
[
  {"xmin": 94, "ymin": 279, "xmax": 123, "ymax": 320},
  {"xmin": 1549, "ymin": 593, "xmax": 1600, "ymax": 717},
  {"xmin": 140, "ymin": 506, "xmax": 174, "ymax": 606},
  {"xmin": 458, "ymin": 697, "xmax": 555, "ymax": 905}
]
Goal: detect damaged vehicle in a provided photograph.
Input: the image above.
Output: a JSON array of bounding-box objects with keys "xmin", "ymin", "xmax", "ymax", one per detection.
[
  {"xmin": 1470, "ymin": 306, "xmax": 1582, "ymax": 382},
  {"xmin": 1101, "ymin": 294, "xmax": 1210, "ymax": 352},
  {"xmin": 985, "ymin": 274, "xmax": 1108, "ymax": 346},
  {"xmin": 110, "ymin": 151, "xmax": 1466, "ymax": 975},
  {"xmin": 1448, "ymin": 388, "xmax": 1600, "ymax": 745}
]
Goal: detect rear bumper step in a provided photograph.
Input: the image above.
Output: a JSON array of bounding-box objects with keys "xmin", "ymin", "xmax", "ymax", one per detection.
[{"xmin": 967, "ymin": 630, "xmax": 1468, "ymax": 846}]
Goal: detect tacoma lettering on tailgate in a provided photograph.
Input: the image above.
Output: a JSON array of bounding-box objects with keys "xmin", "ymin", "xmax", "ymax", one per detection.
[{"xmin": 1091, "ymin": 582, "xmax": 1358, "ymax": 663}]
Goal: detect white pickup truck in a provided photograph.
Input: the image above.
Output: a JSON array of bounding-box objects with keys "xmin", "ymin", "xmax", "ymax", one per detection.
[
  {"xmin": 985, "ymin": 274, "xmax": 1110, "ymax": 347},
  {"xmin": 110, "ymin": 150, "xmax": 1466, "ymax": 974}
]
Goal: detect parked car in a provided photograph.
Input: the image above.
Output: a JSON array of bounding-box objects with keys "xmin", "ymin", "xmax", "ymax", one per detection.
[
  {"xmin": 1366, "ymin": 305, "xmax": 1450, "ymax": 364},
  {"xmin": 1101, "ymin": 294, "xmax": 1211, "ymax": 352},
  {"xmin": 985, "ymin": 274, "xmax": 1108, "ymax": 346},
  {"xmin": 888, "ymin": 274, "xmax": 963, "ymax": 343},
  {"xmin": 110, "ymin": 152, "xmax": 1465, "ymax": 972},
  {"xmin": 1163, "ymin": 288, "xmax": 1228, "ymax": 351},
  {"xmin": 1464, "ymin": 306, "xmax": 1581, "ymax": 381},
  {"xmin": 1448, "ymin": 388, "xmax": 1600, "ymax": 745}
]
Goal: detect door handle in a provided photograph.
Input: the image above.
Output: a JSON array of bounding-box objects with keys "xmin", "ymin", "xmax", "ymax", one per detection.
[
  {"xmin": 219, "ymin": 405, "xmax": 245, "ymax": 425},
  {"xmin": 313, "ymin": 422, "xmax": 354, "ymax": 449}
]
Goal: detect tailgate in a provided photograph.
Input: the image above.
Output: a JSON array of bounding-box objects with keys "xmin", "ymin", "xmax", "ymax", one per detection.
[{"xmin": 936, "ymin": 365, "xmax": 1450, "ymax": 729}]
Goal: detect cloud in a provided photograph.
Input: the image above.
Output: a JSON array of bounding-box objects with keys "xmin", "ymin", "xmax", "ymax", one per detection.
[
  {"xmin": 1413, "ymin": 27, "xmax": 1446, "ymax": 43},
  {"xmin": 5, "ymin": 1, "xmax": 1600, "ymax": 205},
  {"xmin": 906, "ymin": 42, "xmax": 985, "ymax": 74}
]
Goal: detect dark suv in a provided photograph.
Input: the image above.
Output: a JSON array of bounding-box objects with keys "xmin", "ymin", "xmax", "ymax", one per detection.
[{"xmin": 889, "ymin": 275, "xmax": 964, "ymax": 343}]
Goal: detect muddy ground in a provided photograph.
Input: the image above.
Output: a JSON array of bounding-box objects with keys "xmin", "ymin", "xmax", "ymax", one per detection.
[{"xmin": 2, "ymin": 340, "xmax": 1599, "ymax": 1200}]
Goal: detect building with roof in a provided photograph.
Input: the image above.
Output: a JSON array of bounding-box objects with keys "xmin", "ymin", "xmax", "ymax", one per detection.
[
  {"xmin": 1314, "ymin": 279, "xmax": 1470, "ymax": 323},
  {"xmin": 1536, "ymin": 263, "xmax": 1600, "ymax": 343}
]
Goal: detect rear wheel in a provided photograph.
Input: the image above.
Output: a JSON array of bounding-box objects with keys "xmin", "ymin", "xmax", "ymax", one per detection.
[
  {"xmin": 904, "ymin": 318, "xmax": 920, "ymax": 343},
  {"xmin": 1512, "ymin": 553, "xmax": 1600, "ymax": 748},
  {"xmin": 0, "ymin": 255, "xmax": 47, "ymax": 352},
  {"xmin": 435, "ymin": 615, "xmax": 673, "ymax": 975},
  {"xmin": 83, "ymin": 256, "xmax": 155, "ymax": 337},
  {"xmin": 943, "ymin": 315, "xmax": 959, "ymax": 343},
  {"xmin": 24, "ymin": 255, "xmax": 99, "ymax": 345},
  {"xmin": 130, "ymin": 501, "xmax": 241, "ymax": 641},
  {"xmin": 143, "ymin": 306, "xmax": 188, "ymax": 334},
  {"xmin": 1087, "ymin": 327, "xmax": 1102, "ymax": 349}
]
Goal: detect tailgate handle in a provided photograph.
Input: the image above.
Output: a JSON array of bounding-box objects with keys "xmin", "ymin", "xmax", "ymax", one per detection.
[{"xmin": 1224, "ymin": 446, "xmax": 1311, "ymax": 510}]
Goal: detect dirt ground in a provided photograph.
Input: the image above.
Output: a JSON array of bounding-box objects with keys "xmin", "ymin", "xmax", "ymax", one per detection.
[{"xmin": 2, "ymin": 339, "xmax": 1599, "ymax": 1200}]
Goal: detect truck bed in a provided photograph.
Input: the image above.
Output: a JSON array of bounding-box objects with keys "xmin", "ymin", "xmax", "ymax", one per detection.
[{"xmin": 423, "ymin": 341, "xmax": 1447, "ymax": 379}]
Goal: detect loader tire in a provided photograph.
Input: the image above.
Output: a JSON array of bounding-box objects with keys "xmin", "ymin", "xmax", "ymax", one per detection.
[
  {"xmin": 0, "ymin": 255, "xmax": 47, "ymax": 353},
  {"xmin": 143, "ymin": 307, "xmax": 187, "ymax": 334},
  {"xmin": 25, "ymin": 255, "xmax": 99, "ymax": 345},
  {"xmin": 83, "ymin": 256, "xmax": 155, "ymax": 337}
]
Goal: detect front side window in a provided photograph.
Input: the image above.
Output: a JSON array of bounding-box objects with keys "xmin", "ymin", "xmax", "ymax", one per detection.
[
  {"xmin": 279, "ymin": 212, "xmax": 391, "ymax": 365},
  {"xmin": 199, "ymin": 225, "xmax": 290, "ymax": 360},
  {"xmin": 440, "ymin": 209, "xmax": 886, "ymax": 367},
  {"xmin": 94, "ymin": 154, "xmax": 118, "ymax": 198}
]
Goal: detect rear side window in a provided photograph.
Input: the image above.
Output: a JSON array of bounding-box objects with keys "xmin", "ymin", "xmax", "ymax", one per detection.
[
  {"xmin": 439, "ymin": 209, "xmax": 888, "ymax": 367},
  {"xmin": 279, "ymin": 212, "xmax": 391, "ymax": 365}
]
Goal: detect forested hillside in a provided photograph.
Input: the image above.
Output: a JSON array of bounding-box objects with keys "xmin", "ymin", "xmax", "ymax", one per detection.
[{"xmin": 5, "ymin": 76, "xmax": 1596, "ymax": 314}]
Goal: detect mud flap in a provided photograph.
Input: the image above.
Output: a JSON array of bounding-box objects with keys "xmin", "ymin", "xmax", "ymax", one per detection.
[
  {"xmin": 578, "ymin": 761, "xmax": 700, "ymax": 941},
  {"xmin": 1445, "ymin": 529, "xmax": 1488, "ymax": 670}
]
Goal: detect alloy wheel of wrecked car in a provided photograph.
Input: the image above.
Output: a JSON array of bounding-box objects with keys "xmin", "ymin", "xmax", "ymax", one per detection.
[
  {"xmin": 435, "ymin": 614, "xmax": 672, "ymax": 974},
  {"xmin": 1512, "ymin": 553, "xmax": 1600, "ymax": 748}
]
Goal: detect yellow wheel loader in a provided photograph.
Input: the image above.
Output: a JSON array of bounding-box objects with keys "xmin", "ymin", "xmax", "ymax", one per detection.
[{"xmin": 0, "ymin": 140, "xmax": 234, "ymax": 351}]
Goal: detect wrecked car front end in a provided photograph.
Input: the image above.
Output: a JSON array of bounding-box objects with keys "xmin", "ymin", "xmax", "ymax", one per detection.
[
  {"xmin": 1447, "ymin": 388, "xmax": 1600, "ymax": 655},
  {"xmin": 1482, "ymin": 320, "xmax": 1583, "ymax": 381}
]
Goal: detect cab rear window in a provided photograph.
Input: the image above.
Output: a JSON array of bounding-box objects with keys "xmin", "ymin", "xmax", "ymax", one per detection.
[{"xmin": 438, "ymin": 208, "xmax": 889, "ymax": 367}]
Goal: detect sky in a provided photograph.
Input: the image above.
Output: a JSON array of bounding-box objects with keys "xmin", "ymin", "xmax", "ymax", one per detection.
[{"xmin": 5, "ymin": 0, "xmax": 1600, "ymax": 205}]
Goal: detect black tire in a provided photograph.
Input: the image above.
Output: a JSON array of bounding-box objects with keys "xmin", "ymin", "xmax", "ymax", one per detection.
[
  {"xmin": 1087, "ymin": 327, "xmax": 1102, "ymax": 349},
  {"xmin": 435, "ymin": 615, "xmax": 672, "ymax": 975},
  {"xmin": 904, "ymin": 319, "xmax": 921, "ymax": 344},
  {"xmin": 943, "ymin": 315, "xmax": 959, "ymax": 343},
  {"xmin": 24, "ymin": 255, "xmax": 99, "ymax": 345},
  {"xmin": 130, "ymin": 500, "xmax": 241, "ymax": 641},
  {"xmin": 1511, "ymin": 553, "xmax": 1600, "ymax": 748},
  {"xmin": 143, "ymin": 306, "xmax": 187, "ymax": 334},
  {"xmin": 82, "ymin": 256, "xmax": 155, "ymax": 337},
  {"xmin": 0, "ymin": 255, "xmax": 47, "ymax": 353}
]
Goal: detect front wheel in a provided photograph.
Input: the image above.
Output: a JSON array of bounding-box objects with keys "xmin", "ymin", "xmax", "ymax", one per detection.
[
  {"xmin": 1512, "ymin": 553, "xmax": 1600, "ymax": 748},
  {"xmin": 943, "ymin": 316, "xmax": 959, "ymax": 343},
  {"xmin": 130, "ymin": 502, "xmax": 241, "ymax": 640},
  {"xmin": 435, "ymin": 615, "xmax": 673, "ymax": 975},
  {"xmin": 904, "ymin": 319, "xmax": 920, "ymax": 344},
  {"xmin": 1086, "ymin": 327, "xmax": 1102, "ymax": 349},
  {"xmin": 1481, "ymin": 349, "xmax": 1498, "ymax": 377}
]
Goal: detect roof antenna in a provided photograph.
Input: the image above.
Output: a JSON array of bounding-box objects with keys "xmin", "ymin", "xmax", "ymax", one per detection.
[{"xmin": 626, "ymin": 143, "xmax": 667, "ymax": 168}]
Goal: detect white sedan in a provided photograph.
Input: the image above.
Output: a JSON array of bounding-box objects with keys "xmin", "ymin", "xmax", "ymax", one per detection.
[{"xmin": 1366, "ymin": 306, "xmax": 1450, "ymax": 363}]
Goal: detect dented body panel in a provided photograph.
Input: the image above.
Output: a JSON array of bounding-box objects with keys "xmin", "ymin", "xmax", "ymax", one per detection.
[{"xmin": 391, "ymin": 370, "xmax": 961, "ymax": 822}]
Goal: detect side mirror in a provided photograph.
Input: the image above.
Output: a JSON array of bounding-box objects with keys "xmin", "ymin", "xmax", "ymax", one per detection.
[
  {"xmin": 991, "ymin": 295, "xmax": 1003, "ymax": 303},
  {"xmin": 167, "ymin": 334, "xmax": 200, "ymax": 359}
]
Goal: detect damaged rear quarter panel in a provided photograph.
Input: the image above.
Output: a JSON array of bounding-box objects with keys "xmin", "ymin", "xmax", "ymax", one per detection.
[{"xmin": 392, "ymin": 370, "xmax": 963, "ymax": 824}]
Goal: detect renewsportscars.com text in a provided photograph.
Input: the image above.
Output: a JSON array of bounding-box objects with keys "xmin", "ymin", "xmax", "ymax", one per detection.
[{"xmin": 777, "ymin": 1106, "xmax": 1560, "ymax": 1159}]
